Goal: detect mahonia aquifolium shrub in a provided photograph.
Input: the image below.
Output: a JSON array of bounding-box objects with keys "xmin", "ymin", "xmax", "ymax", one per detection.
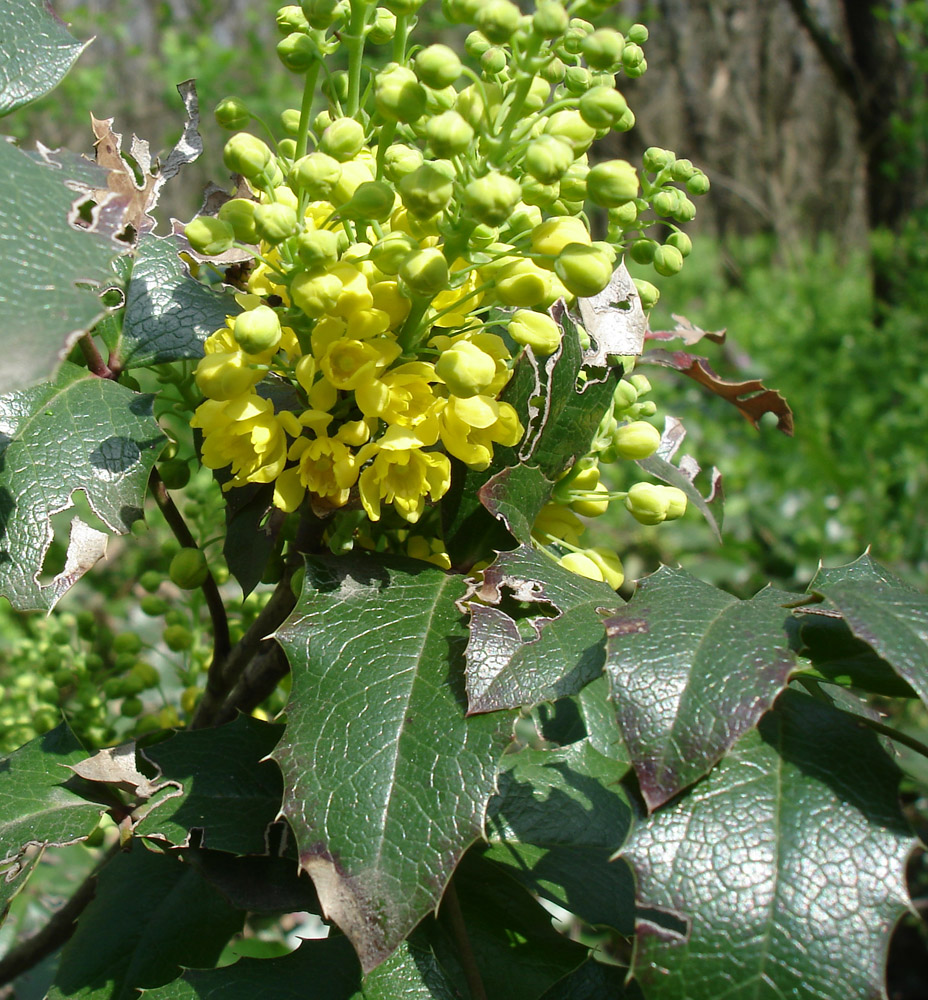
[{"xmin": 185, "ymin": 0, "xmax": 709, "ymax": 587}]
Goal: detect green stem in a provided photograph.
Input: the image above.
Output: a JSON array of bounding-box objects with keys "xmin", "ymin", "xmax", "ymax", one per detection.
[
  {"xmin": 79, "ymin": 333, "xmax": 115, "ymax": 379},
  {"xmin": 296, "ymin": 59, "xmax": 322, "ymax": 159},
  {"xmin": 344, "ymin": 0, "xmax": 370, "ymax": 118},
  {"xmin": 396, "ymin": 296, "xmax": 433, "ymax": 352}
]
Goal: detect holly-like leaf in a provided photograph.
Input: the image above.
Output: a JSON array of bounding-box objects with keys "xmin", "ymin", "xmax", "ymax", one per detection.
[
  {"xmin": 114, "ymin": 233, "xmax": 239, "ymax": 369},
  {"xmin": 272, "ymin": 555, "xmax": 514, "ymax": 973},
  {"xmin": 623, "ymin": 690, "xmax": 913, "ymax": 1000},
  {"xmin": 808, "ymin": 551, "xmax": 914, "ymax": 590},
  {"xmin": 466, "ymin": 544, "xmax": 619, "ymax": 714},
  {"xmin": 0, "ymin": 139, "xmax": 125, "ymax": 393},
  {"xmin": 134, "ymin": 716, "xmax": 285, "ymax": 854},
  {"xmin": 483, "ymin": 740, "xmax": 636, "ymax": 933},
  {"xmin": 576, "ymin": 674, "xmax": 627, "ymax": 763},
  {"xmin": 1, "ymin": 724, "xmax": 104, "ymax": 918},
  {"xmin": 0, "ymin": 0, "xmax": 87, "ymax": 115},
  {"xmin": 539, "ymin": 960, "xmax": 638, "ymax": 1000},
  {"xmin": 48, "ymin": 846, "xmax": 245, "ymax": 1000},
  {"xmin": 0, "ymin": 363, "xmax": 165, "ymax": 611},
  {"xmin": 639, "ymin": 347, "xmax": 794, "ymax": 434},
  {"xmin": 180, "ymin": 851, "xmax": 320, "ymax": 915},
  {"xmin": 603, "ymin": 568, "xmax": 799, "ymax": 810},
  {"xmin": 576, "ymin": 261, "xmax": 648, "ymax": 363}
]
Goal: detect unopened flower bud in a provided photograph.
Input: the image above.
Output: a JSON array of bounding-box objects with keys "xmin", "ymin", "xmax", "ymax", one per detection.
[
  {"xmin": 214, "ymin": 96, "xmax": 250, "ymax": 131},
  {"xmin": 223, "ymin": 133, "xmax": 273, "ymax": 180},
  {"xmin": 624, "ymin": 482, "xmax": 670, "ymax": 525},
  {"xmin": 652, "ymin": 244, "xmax": 684, "ymax": 277},
  {"xmin": 415, "ymin": 44, "xmax": 462, "ymax": 88},
  {"xmin": 613, "ymin": 420, "xmax": 661, "ymax": 460},
  {"xmin": 277, "ymin": 32, "xmax": 316, "ymax": 73},
  {"xmin": 496, "ymin": 260, "xmax": 548, "ymax": 307},
  {"xmin": 465, "ymin": 30, "xmax": 492, "ymax": 59},
  {"xmin": 301, "ymin": 0, "xmax": 340, "ymax": 29},
  {"xmin": 524, "ymin": 135, "xmax": 575, "ymax": 185},
  {"xmin": 558, "ymin": 551, "xmax": 605, "ymax": 582},
  {"xmin": 633, "ymin": 279, "xmax": 660, "ymax": 311},
  {"xmin": 320, "ymin": 117, "xmax": 366, "ymax": 162},
  {"xmin": 382, "ymin": 143, "xmax": 423, "ymax": 184},
  {"xmin": 674, "ymin": 196, "xmax": 697, "ymax": 222},
  {"xmin": 559, "ymin": 162, "xmax": 588, "ymax": 202},
  {"xmin": 400, "ymin": 247, "xmax": 449, "ymax": 298},
  {"xmin": 475, "ymin": 0, "xmax": 522, "ymax": 43},
  {"xmin": 436, "ymin": 340, "xmax": 497, "ymax": 397},
  {"xmin": 383, "ymin": 0, "xmax": 424, "ymax": 13},
  {"xmin": 288, "ymin": 151, "xmax": 342, "ymax": 198},
  {"xmin": 627, "ymin": 23, "xmax": 649, "ymax": 44},
  {"xmin": 370, "ymin": 232, "xmax": 418, "ymax": 273},
  {"xmin": 544, "ymin": 110, "xmax": 597, "ymax": 155},
  {"xmin": 670, "ymin": 157, "xmax": 695, "ymax": 182},
  {"xmin": 621, "ymin": 42, "xmax": 645, "ymax": 71},
  {"xmin": 587, "ymin": 547, "xmax": 624, "ymax": 588},
  {"xmin": 521, "ymin": 176, "xmax": 560, "ymax": 208},
  {"xmin": 665, "ymin": 231, "xmax": 692, "ymax": 258},
  {"xmin": 578, "ymin": 86, "xmax": 628, "ymax": 129},
  {"xmin": 322, "ymin": 70, "xmax": 350, "ymax": 104},
  {"xmin": 185, "ymin": 216, "xmax": 235, "ymax": 256},
  {"xmin": 533, "ymin": 1, "xmax": 569, "ymax": 39},
  {"xmin": 587, "ymin": 159, "xmax": 639, "ymax": 208},
  {"xmin": 464, "ymin": 172, "xmax": 522, "ymax": 226},
  {"xmin": 277, "ymin": 5, "xmax": 309, "ymax": 33},
  {"xmin": 443, "ymin": 0, "xmax": 482, "ymax": 23},
  {"xmin": 426, "ymin": 110, "xmax": 475, "ymax": 157},
  {"xmin": 652, "ymin": 189, "xmax": 679, "ymax": 217},
  {"xmin": 253, "ymin": 202, "xmax": 300, "ymax": 244},
  {"xmin": 375, "ymin": 63, "xmax": 426, "ymax": 122},
  {"xmin": 530, "ymin": 215, "xmax": 591, "ymax": 260},
  {"xmin": 686, "ymin": 172, "xmax": 711, "ymax": 196},
  {"xmin": 195, "ymin": 351, "xmax": 263, "ymax": 399},
  {"xmin": 642, "ymin": 146, "xmax": 674, "ymax": 173},
  {"xmin": 630, "ymin": 238, "xmax": 657, "ymax": 265},
  {"xmin": 509, "ymin": 309, "xmax": 562, "ymax": 355},
  {"xmin": 340, "ymin": 180, "xmax": 396, "ymax": 222},
  {"xmin": 368, "ymin": 7, "xmax": 397, "ymax": 44},
  {"xmin": 295, "ymin": 228, "xmax": 340, "ymax": 272},
  {"xmin": 170, "ymin": 549, "xmax": 209, "ymax": 590},
  {"xmin": 291, "ymin": 271, "xmax": 343, "ymax": 317},
  {"xmin": 234, "ymin": 305, "xmax": 282, "ymax": 354},
  {"xmin": 581, "ymin": 28, "xmax": 625, "ymax": 70},
  {"xmin": 570, "ymin": 481, "xmax": 611, "ymax": 517},
  {"xmin": 539, "ymin": 55, "xmax": 566, "ymax": 83},
  {"xmin": 481, "ymin": 47, "xmax": 508, "ymax": 75},
  {"xmin": 554, "ymin": 244, "xmax": 613, "ymax": 297}
]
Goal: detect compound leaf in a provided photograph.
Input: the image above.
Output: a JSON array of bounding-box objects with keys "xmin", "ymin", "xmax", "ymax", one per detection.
[
  {"xmin": 603, "ymin": 567, "xmax": 798, "ymax": 809},
  {"xmin": 0, "ymin": 363, "xmax": 165, "ymax": 610},
  {"xmin": 272, "ymin": 555, "xmax": 514, "ymax": 973},
  {"xmin": 623, "ymin": 690, "xmax": 913, "ymax": 1000}
]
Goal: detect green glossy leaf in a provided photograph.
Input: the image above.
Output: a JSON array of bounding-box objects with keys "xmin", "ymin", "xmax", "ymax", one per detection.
[
  {"xmin": 0, "ymin": 0, "xmax": 87, "ymax": 115},
  {"xmin": 48, "ymin": 846, "xmax": 244, "ymax": 1000},
  {"xmin": 431, "ymin": 853, "xmax": 588, "ymax": 1000},
  {"xmin": 114, "ymin": 234, "xmax": 239, "ymax": 370},
  {"xmin": 0, "ymin": 724, "xmax": 102, "ymax": 918},
  {"xmin": 135, "ymin": 716, "xmax": 284, "ymax": 854},
  {"xmin": 480, "ymin": 463, "xmax": 555, "ymax": 545},
  {"xmin": 181, "ymin": 851, "xmax": 320, "ymax": 915},
  {"xmin": 0, "ymin": 363, "xmax": 164, "ymax": 610},
  {"xmin": 623, "ymin": 690, "xmax": 913, "ymax": 1000},
  {"xmin": 576, "ymin": 674, "xmax": 627, "ymax": 763},
  {"xmin": 808, "ymin": 551, "xmax": 915, "ymax": 590},
  {"xmin": 603, "ymin": 568, "xmax": 799, "ymax": 809},
  {"xmin": 0, "ymin": 140, "xmax": 124, "ymax": 392},
  {"xmin": 466, "ymin": 544, "xmax": 620, "ymax": 714},
  {"xmin": 484, "ymin": 740, "xmax": 635, "ymax": 933},
  {"xmin": 273, "ymin": 555, "xmax": 514, "ymax": 973},
  {"xmin": 538, "ymin": 959, "xmax": 636, "ymax": 999},
  {"xmin": 360, "ymin": 934, "xmax": 461, "ymax": 999},
  {"xmin": 222, "ymin": 483, "xmax": 279, "ymax": 597}
]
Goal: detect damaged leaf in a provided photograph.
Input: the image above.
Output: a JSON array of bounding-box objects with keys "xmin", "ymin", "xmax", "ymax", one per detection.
[
  {"xmin": 576, "ymin": 261, "xmax": 648, "ymax": 363},
  {"xmin": 645, "ymin": 314, "xmax": 726, "ymax": 348}
]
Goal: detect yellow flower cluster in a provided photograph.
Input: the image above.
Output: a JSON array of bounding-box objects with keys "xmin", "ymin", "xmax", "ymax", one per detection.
[{"xmin": 189, "ymin": 169, "xmax": 526, "ymax": 531}]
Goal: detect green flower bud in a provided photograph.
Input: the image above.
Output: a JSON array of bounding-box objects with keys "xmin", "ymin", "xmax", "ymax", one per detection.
[
  {"xmin": 339, "ymin": 180, "xmax": 396, "ymax": 222},
  {"xmin": 624, "ymin": 482, "xmax": 670, "ymax": 525},
  {"xmin": 630, "ymin": 238, "xmax": 657, "ymax": 265},
  {"xmin": 652, "ymin": 243, "xmax": 684, "ymax": 277},
  {"xmin": 140, "ymin": 595, "xmax": 168, "ymax": 617},
  {"xmin": 277, "ymin": 138, "xmax": 297, "ymax": 163},
  {"xmin": 383, "ymin": 143, "xmax": 423, "ymax": 183},
  {"xmin": 464, "ymin": 172, "xmax": 522, "ymax": 226},
  {"xmin": 524, "ymin": 135, "xmax": 575, "ymax": 185},
  {"xmin": 139, "ymin": 569, "xmax": 163, "ymax": 593},
  {"xmin": 368, "ymin": 7, "xmax": 397, "ymax": 43},
  {"xmin": 621, "ymin": 42, "xmax": 645, "ymax": 71},
  {"xmin": 642, "ymin": 146, "xmax": 674, "ymax": 173},
  {"xmin": 674, "ymin": 196, "xmax": 697, "ymax": 221},
  {"xmin": 558, "ymin": 551, "xmax": 605, "ymax": 582},
  {"xmin": 276, "ymin": 5, "xmax": 309, "ymax": 33},
  {"xmin": 509, "ymin": 309, "xmax": 562, "ymax": 355},
  {"xmin": 652, "ymin": 189, "xmax": 679, "ymax": 217},
  {"xmin": 686, "ymin": 172, "xmax": 711, "ymax": 196},
  {"xmin": 544, "ymin": 110, "xmax": 597, "ymax": 155},
  {"xmin": 382, "ymin": 0, "xmax": 424, "ymax": 13},
  {"xmin": 578, "ymin": 85, "xmax": 628, "ymax": 129},
  {"xmin": 581, "ymin": 28, "xmax": 625, "ymax": 70},
  {"xmin": 559, "ymin": 161, "xmax": 588, "ymax": 202},
  {"xmin": 469, "ymin": 223, "xmax": 498, "ymax": 249},
  {"xmin": 670, "ymin": 157, "xmax": 695, "ymax": 182},
  {"xmin": 624, "ymin": 57, "xmax": 648, "ymax": 79},
  {"xmin": 223, "ymin": 133, "xmax": 273, "ymax": 180},
  {"xmin": 570, "ymin": 481, "xmax": 611, "ymax": 517},
  {"xmin": 370, "ymin": 231, "xmax": 418, "ymax": 273},
  {"xmin": 253, "ymin": 202, "xmax": 300, "ymax": 244},
  {"xmin": 295, "ymin": 228, "xmax": 340, "ymax": 272},
  {"xmin": 214, "ymin": 96, "xmax": 250, "ymax": 130},
  {"xmin": 158, "ymin": 459, "xmax": 190, "ymax": 491},
  {"xmin": 562, "ymin": 18, "xmax": 593, "ymax": 55},
  {"xmin": 398, "ymin": 162, "xmax": 454, "ymax": 218},
  {"xmin": 185, "ymin": 216, "xmax": 235, "ymax": 256},
  {"xmin": 291, "ymin": 271, "xmax": 342, "ymax": 317},
  {"xmin": 277, "ymin": 32, "xmax": 316, "ymax": 73},
  {"xmin": 465, "ymin": 30, "xmax": 492, "ymax": 59},
  {"xmin": 613, "ymin": 420, "xmax": 660, "ymax": 460},
  {"xmin": 425, "ymin": 110, "xmax": 475, "ymax": 157},
  {"xmin": 666, "ymin": 230, "xmax": 692, "ymax": 257},
  {"xmin": 375, "ymin": 64, "xmax": 427, "ymax": 123},
  {"xmin": 436, "ymin": 340, "xmax": 497, "ymax": 397},
  {"xmin": 475, "ymin": 0, "xmax": 522, "ymax": 43},
  {"xmin": 554, "ymin": 244, "xmax": 613, "ymax": 297},
  {"xmin": 661, "ymin": 486, "xmax": 687, "ymax": 520},
  {"xmin": 120, "ymin": 696, "xmax": 144, "ymax": 719},
  {"xmin": 627, "ymin": 23, "xmax": 649, "ymax": 44},
  {"xmin": 234, "ymin": 305, "xmax": 282, "ymax": 354},
  {"xmin": 313, "ymin": 110, "xmax": 334, "ymax": 136},
  {"xmin": 501, "ymin": 202, "xmax": 543, "ymax": 239},
  {"xmin": 130, "ymin": 661, "xmax": 160, "ymax": 688},
  {"xmin": 456, "ymin": 81, "xmax": 502, "ymax": 129},
  {"xmin": 634, "ymin": 278, "xmax": 660, "ymax": 310},
  {"xmin": 586, "ymin": 547, "xmax": 624, "ymax": 589},
  {"xmin": 443, "ymin": 0, "xmax": 482, "ymax": 22},
  {"xmin": 169, "ymin": 548, "xmax": 209, "ymax": 590},
  {"xmin": 415, "ymin": 44, "xmax": 462, "ymax": 88},
  {"xmin": 615, "ymin": 107, "xmax": 636, "ymax": 132},
  {"xmin": 288, "ymin": 151, "xmax": 342, "ymax": 198},
  {"xmin": 481, "ymin": 47, "xmax": 508, "ymax": 75},
  {"xmin": 539, "ymin": 55, "xmax": 566, "ymax": 84},
  {"xmin": 587, "ymin": 159, "xmax": 639, "ymax": 208},
  {"xmin": 163, "ymin": 624, "xmax": 193, "ymax": 652},
  {"xmin": 496, "ymin": 260, "xmax": 548, "ymax": 307},
  {"xmin": 521, "ymin": 175, "xmax": 560, "ymax": 208},
  {"xmin": 320, "ymin": 117, "xmax": 366, "ymax": 161},
  {"xmin": 322, "ymin": 70, "xmax": 350, "ymax": 104},
  {"xmin": 399, "ymin": 247, "xmax": 450, "ymax": 298},
  {"xmin": 533, "ymin": 1, "xmax": 569, "ymax": 39},
  {"xmin": 301, "ymin": 0, "xmax": 340, "ymax": 29},
  {"xmin": 219, "ymin": 198, "xmax": 258, "ymax": 243}
]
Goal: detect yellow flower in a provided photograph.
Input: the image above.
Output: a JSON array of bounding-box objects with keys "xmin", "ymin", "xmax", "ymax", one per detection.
[
  {"xmin": 357, "ymin": 426, "xmax": 451, "ymax": 523},
  {"xmin": 194, "ymin": 351, "xmax": 265, "ymax": 401},
  {"xmin": 319, "ymin": 336, "xmax": 402, "ymax": 391},
  {"xmin": 407, "ymin": 535, "xmax": 452, "ymax": 570},
  {"xmin": 438, "ymin": 394, "xmax": 523, "ymax": 471},
  {"xmin": 430, "ymin": 329, "xmax": 513, "ymax": 397},
  {"xmin": 192, "ymin": 393, "xmax": 289, "ymax": 488},
  {"xmin": 285, "ymin": 433, "xmax": 360, "ymax": 508},
  {"xmin": 531, "ymin": 503, "xmax": 585, "ymax": 546},
  {"xmin": 371, "ymin": 280, "xmax": 412, "ymax": 328},
  {"xmin": 432, "ymin": 258, "xmax": 482, "ymax": 327},
  {"xmin": 356, "ymin": 362, "xmax": 441, "ymax": 440}
]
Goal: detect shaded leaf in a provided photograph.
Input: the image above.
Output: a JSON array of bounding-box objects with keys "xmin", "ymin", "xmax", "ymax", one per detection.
[
  {"xmin": 623, "ymin": 690, "xmax": 913, "ymax": 1000},
  {"xmin": 0, "ymin": 0, "xmax": 87, "ymax": 115},
  {"xmin": 222, "ymin": 483, "xmax": 280, "ymax": 597},
  {"xmin": 114, "ymin": 233, "xmax": 239, "ymax": 370},
  {"xmin": 483, "ymin": 740, "xmax": 635, "ymax": 933},
  {"xmin": 179, "ymin": 851, "xmax": 320, "ymax": 916},
  {"xmin": 576, "ymin": 261, "xmax": 648, "ymax": 363},
  {"xmin": 639, "ymin": 347, "xmax": 793, "ymax": 434},
  {"xmin": 48, "ymin": 846, "xmax": 245, "ymax": 1000},
  {"xmin": 0, "ymin": 139, "xmax": 125, "ymax": 392},
  {"xmin": 1, "ymin": 724, "xmax": 103, "ymax": 918},
  {"xmin": 272, "ymin": 555, "xmax": 514, "ymax": 973},
  {"xmin": 0, "ymin": 363, "xmax": 164, "ymax": 610},
  {"xmin": 603, "ymin": 567, "xmax": 799, "ymax": 810},
  {"xmin": 635, "ymin": 417, "xmax": 723, "ymax": 542},
  {"xmin": 135, "ymin": 715, "xmax": 284, "ymax": 854},
  {"xmin": 576, "ymin": 674, "xmax": 627, "ymax": 763},
  {"xmin": 539, "ymin": 959, "xmax": 637, "ymax": 999}
]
